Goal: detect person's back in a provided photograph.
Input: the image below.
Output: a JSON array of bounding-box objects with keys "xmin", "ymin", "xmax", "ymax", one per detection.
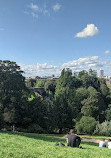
[
  {"xmin": 108, "ymin": 139, "xmax": 111, "ymax": 149},
  {"xmin": 99, "ymin": 139, "xmax": 106, "ymax": 147},
  {"xmin": 67, "ymin": 129, "xmax": 81, "ymax": 148}
]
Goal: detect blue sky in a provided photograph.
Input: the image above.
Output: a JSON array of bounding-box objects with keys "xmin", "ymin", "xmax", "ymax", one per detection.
[{"xmin": 0, "ymin": 0, "xmax": 111, "ymax": 77}]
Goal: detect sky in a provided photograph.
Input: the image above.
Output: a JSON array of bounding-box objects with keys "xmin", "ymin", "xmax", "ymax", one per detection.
[{"xmin": 0, "ymin": 0, "xmax": 111, "ymax": 77}]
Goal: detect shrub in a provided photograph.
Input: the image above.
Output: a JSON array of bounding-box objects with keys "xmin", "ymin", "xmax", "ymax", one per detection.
[
  {"xmin": 75, "ymin": 116, "xmax": 97, "ymax": 134},
  {"xmin": 93, "ymin": 120, "xmax": 111, "ymax": 136},
  {"xmin": 0, "ymin": 112, "xmax": 4, "ymax": 129},
  {"xmin": 106, "ymin": 109, "xmax": 111, "ymax": 121},
  {"xmin": 27, "ymin": 124, "xmax": 46, "ymax": 134}
]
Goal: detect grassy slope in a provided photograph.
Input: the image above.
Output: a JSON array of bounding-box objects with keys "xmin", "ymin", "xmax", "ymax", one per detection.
[
  {"xmin": 0, "ymin": 132, "xmax": 111, "ymax": 158},
  {"xmin": 45, "ymin": 134, "xmax": 111, "ymax": 141}
]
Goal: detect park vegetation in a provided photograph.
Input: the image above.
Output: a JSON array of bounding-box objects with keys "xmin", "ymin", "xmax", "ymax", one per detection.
[{"xmin": 0, "ymin": 60, "xmax": 111, "ymax": 135}]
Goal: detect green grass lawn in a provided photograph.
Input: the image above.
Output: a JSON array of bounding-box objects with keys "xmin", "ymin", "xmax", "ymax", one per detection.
[
  {"xmin": 45, "ymin": 133, "xmax": 111, "ymax": 140},
  {"xmin": 0, "ymin": 131, "xmax": 111, "ymax": 158}
]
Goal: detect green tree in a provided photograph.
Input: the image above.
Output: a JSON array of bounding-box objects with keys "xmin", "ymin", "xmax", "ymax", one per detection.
[
  {"xmin": 44, "ymin": 80, "xmax": 56, "ymax": 97},
  {"xmin": 106, "ymin": 109, "xmax": 111, "ymax": 121},
  {"xmin": 26, "ymin": 78, "xmax": 36, "ymax": 88},
  {"xmin": 21, "ymin": 97, "xmax": 51, "ymax": 132},
  {"xmin": 35, "ymin": 80, "xmax": 45, "ymax": 87},
  {"xmin": 100, "ymin": 83, "xmax": 110, "ymax": 104},
  {"xmin": 75, "ymin": 116, "xmax": 97, "ymax": 134},
  {"xmin": 100, "ymin": 83, "xmax": 109, "ymax": 97},
  {"xmin": 54, "ymin": 69, "xmax": 81, "ymax": 133},
  {"xmin": 75, "ymin": 88, "xmax": 89, "ymax": 110},
  {"xmin": 0, "ymin": 60, "xmax": 28, "ymax": 127},
  {"xmin": 0, "ymin": 109, "xmax": 4, "ymax": 129},
  {"xmin": 78, "ymin": 70, "xmax": 100, "ymax": 90},
  {"xmin": 81, "ymin": 87, "xmax": 106, "ymax": 122}
]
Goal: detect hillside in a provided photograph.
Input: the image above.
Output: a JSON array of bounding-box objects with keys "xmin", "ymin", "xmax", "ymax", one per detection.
[{"xmin": 0, "ymin": 131, "xmax": 111, "ymax": 158}]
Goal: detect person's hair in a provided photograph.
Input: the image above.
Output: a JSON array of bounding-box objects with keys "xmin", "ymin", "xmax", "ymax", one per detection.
[
  {"xmin": 69, "ymin": 129, "xmax": 75, "ymax": 134},
  {"xmin": 108, "ymin": 139, "xmax": 111, "ymax": 142},
  {"xmin": 103, "ymin": 138, "xmax": 105, "ymax": 141}
]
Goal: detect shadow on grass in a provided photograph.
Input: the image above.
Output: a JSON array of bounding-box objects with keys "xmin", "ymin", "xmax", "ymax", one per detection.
[{"xmin": 0, "ymin": 131, "xmax": 65, "ymax": 144}]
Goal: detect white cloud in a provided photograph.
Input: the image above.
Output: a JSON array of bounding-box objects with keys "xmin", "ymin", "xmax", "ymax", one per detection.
[
  {"xmin": 75, "ymin": 24, "xmax": 99, "ymax": 38},
  {"xmin": 25, "ymin": 3, "xmax": 50, "ymax": 19},
  {"xmin": 20, "ymin": 63, "xmax": 61, "ymax": 77},
  {"xmin": 104, "ymin": 50, "xmax": 110, "ymax": 54},
  {"xmin": 19, "ymin": 56, "xmax": 109, "ymax": 77},
  {"xmin": 62, "ymin": 56, "xmax": 106, "ymax": 70},
  {"xmin": 29, "ymin": 3, "xmax": 39, "ymax": 11},
  {"xmin": 52, "ymin": 3, "xmax": 61, "ymax": 11}
]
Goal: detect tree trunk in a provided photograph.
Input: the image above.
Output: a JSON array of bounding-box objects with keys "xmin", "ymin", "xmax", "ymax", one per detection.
[{"xmin": 59, "ymin": 128, "xmax": 62, "ymax": 134}]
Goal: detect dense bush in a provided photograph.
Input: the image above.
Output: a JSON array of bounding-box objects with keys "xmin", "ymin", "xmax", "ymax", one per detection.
[
  {"xmin": 75, "ymin": 116, "xmax": 97, "ymax": 134},
  {"xmin": 106, "ymin": 109, "xmax": 111, "ymax": 121},
  {"xmin": 27, "ymin": 124, "xmax": 46, "ymax": 134},
  {"xmin": 0, "ymin": 112, "xmax": 4, "ymax": 129},
  {"xmin": 94, "ymin": 121, "xmax": 111, "ymax": 136}
]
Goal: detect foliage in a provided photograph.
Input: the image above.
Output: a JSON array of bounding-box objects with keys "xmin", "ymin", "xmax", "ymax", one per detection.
[
  {"xmin": 28, "ymin": 90, "xmax": 36, "ymax": 101},
  {"xmin": 54, "ymin": 69, "xmax": 82, "ymax": 132},
  {"xmin": 78, "ymin": 70, "xmax": 100, "ymax": 90},
  {"xmin": 44, "ymin": 80, "xmax": 56, "ymax": 96},
  {"xmin": 0, "ymin": 62, "xmax": 110, "ymax": 135},
  {"xmin": 0, "ymin": 60, "xmax": 28, "ymax": 126},
  {"xmin": 21, "ymin": 97, "xmax": 48, "ymax": 129},
  {"xmin": 94, "ymin": 121, "xmax": 111, "ymax": 136},
  {"xmin": 35, "ymin": 80, "xmax": 45, "ymax": 87},
  {"xmin": 27, "ymin": 124, "xmax": 46, "ymax": 133},
  {"xmin": 81, "ymin": 87, "xmax": 106, "ymax": 122},
  {"xmin": 54, "ymin": 87, "xmax": 76, "ymax": 133},
  {"xmin": 25, "ymin": 78, "xmax": 36, "ymax": 88},
  {"xmin": 0, "ymin": 112, "xmax": 4, "ymax": 129},
  {"xmin": 106, "ymin": 109, "xmax": 111, "ymax": 121},
  {"xmin": 75, "ymin": 116, "xmax": 97, "ymax": 134},
  {"xmin": 100, "ymin": 83, "xmax": 109, "ymax": 97}
]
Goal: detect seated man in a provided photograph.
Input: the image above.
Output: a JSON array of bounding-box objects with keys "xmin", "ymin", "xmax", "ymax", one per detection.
[
  {"xmin": 66, "ymin": 129, "xmax": 81, "ymax": 148},
  {"xmin": 108, "ymin": 139, "xmax": 111, "ymax": 149},
  {"xmin": 99, "ymin": 139, "xmax": 106, "ymax": 147}
]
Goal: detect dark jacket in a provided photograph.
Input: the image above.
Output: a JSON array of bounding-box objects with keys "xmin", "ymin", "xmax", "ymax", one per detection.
[{"xmin": 67, "ymin": 134, "xmax": 81, "ymax": 147}]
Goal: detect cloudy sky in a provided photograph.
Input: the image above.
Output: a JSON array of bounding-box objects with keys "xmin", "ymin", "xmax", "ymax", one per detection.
[{"xmin": 0, "ymin": 0, "xmax": 111, "ymax": 77}]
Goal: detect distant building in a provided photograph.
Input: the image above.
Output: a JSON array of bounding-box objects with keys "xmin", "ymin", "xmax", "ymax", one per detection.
[{"xmin": 100, "ymin": 69, "xmax": 104, "ymax": 78}]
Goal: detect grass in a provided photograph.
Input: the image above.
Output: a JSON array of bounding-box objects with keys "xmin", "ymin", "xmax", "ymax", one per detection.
[
  {"xmin": 45, "ymin": 133, "xmax": 111, "ymax": 140},
  {"xmin": 0, "ymin": 131, "xmax": 111, "ymax": 158},
  {"xmin": 79, "ymin": 135, "xmax": 111, "ymax": 140}
]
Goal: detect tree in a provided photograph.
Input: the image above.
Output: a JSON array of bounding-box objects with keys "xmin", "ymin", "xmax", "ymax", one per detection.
[
  {"xmin": 106, "ymin": 109, "xmax": 111, "ymax": 121},
  {"xmin": 75, "ymin": 88, "xmax": 89, "ymax": 111},
  {"xmin": 75, "ymin": 116, "xmax": 97, "ymax": 134},
  {"xmin": 81, "ymin": 87, "xmax": 106, "ymax": 122},
  {"xmin": 0, "ymin": 60, "xmax": 28, "ymax": 127},
  {"xmin": 78, "ymin": 70, "xmax": 100, "ymax": 90},
  {"xmin": 54, "ymin": 87, "xmax": 76, "ymax": 133},
  {"xmin": 35, "ymin": 80, "xmax": 45, "ymax": 88},
  {"xmin": 0, "ymin": 108, "xmax": 4, "ymax": 129},
  {"xmin": 21, "ymin": 97, "xmax": 51, "ymax": 133},
  {"xmin": 54, "ymin": 69, "xmax": 81, "ymax": 133},
  {"xmin": 26, "ymin": 78, "xmax": 36, "ymax": 88},
  {"xmin": 44, "ymin": 80, "xmax": 56, "ymax": 97}
]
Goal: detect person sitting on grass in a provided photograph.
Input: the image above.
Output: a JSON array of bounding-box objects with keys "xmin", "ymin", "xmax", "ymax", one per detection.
[
  {"xmin": 99, "ymin": 139, "xmax": 106, "ymax": 147},
  {"xmin": 66, "ymin": 129, "xmax": 82, "ymax": 148},
  {"xmin": 108, "ymin": 139, "xmax": 111, "ymax": 149}
]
